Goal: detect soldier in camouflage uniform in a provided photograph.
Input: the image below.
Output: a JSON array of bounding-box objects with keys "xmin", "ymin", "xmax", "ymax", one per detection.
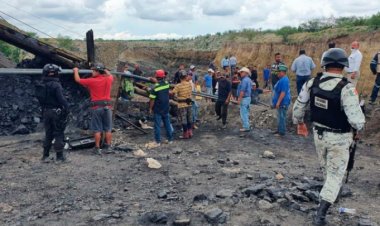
[
  {"xmin": 369, "ymin": 51, "xmax": 380, "ymax": 105},
  {"xmin": 292, "ymin": 48, "xmax": 365, "ymax": 226}
]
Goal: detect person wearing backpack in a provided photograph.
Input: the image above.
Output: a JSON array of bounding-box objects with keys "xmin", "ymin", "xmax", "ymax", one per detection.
[
  {"xmin": 292, "ymin": 48, "xmax": 365, "ymax": 226},
  {"xmin": 36, "ymin": 64, "xmax": 69, "ymax": 162}
]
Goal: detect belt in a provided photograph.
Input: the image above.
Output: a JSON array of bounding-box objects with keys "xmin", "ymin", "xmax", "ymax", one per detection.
[
  {"xmin": 314, "ymin": 125, "xmax": 351, "ymax": 139},
  {"xmin": 91, "ymin": 100, "xmax": 112, "ymax": 107}
]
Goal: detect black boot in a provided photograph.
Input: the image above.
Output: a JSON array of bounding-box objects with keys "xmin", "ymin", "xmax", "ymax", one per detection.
[
  {"xmin": 41, "ymin": 148, "xmax": 50, "ymax": 162},
  {"xmin": 56, "ymin": 151, "xmax": 66, "ymax": 162},
  {"xmin": 313, "ymin": 200, "xmax": 331, "ymax": 226}
]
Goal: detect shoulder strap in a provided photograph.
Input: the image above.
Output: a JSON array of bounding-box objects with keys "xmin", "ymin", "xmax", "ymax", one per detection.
[
  {"xmin": 334, "ymin": 77, "xmax": 349, "ymax": 91},
  {"xmin": 311, "ymin": 73, "xmax": 323, "ymax": 87}
]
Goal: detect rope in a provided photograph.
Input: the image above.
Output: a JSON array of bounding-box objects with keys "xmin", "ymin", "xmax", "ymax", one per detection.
[
  {"xmin": 0, "ymin": 1, "xmax": 83, "ymax": 38},
  {"xmin": 0, "ymin": 10, "xmax": 54, "ymax": 38}
]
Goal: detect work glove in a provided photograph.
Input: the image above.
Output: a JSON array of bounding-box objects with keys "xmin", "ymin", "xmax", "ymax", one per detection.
[{"xmin": 186, "ymin": 98, "xmax": 193, "ymax": 105}]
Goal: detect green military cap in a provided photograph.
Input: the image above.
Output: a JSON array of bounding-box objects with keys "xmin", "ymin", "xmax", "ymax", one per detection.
[{"xmin": 278, "ymin": 64, "xmax": 288, "ymax": 72}]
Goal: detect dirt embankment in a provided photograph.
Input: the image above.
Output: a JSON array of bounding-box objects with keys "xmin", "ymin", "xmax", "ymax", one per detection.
[{"xmin": 215, "ymin": 30, "xmax": 380, "ymax": 96}]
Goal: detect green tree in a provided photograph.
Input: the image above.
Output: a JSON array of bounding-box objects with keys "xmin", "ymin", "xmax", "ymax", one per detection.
[
  {"xmin": 368, "ymin": 12, "xmax": 380, "ymax": 29},
  {"xmin": 57, "ymin": 34, "xmax": 76, "ymax": 51},
  {"xmin": 276, "ymin": 26, "xmax": 299, "ymax": 42},
  {"xmin": 0, "ymin": 41, "xmax": 21, "ymax": 63}
]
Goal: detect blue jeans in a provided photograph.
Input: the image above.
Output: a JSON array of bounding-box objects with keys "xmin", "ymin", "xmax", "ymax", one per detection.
[
  {"xmin": 296, "ymin": 75, "xmax": 310, "ymax": 94},
  {"xmin": 154, "ymin": 113, "xmax": 173, "ymax": 143},
  {"xmin": 240, "ymin": 97, "xmax": 251, "ymax": 130},
  {"xmin": 206, "ymin": 87, "xmax": 213, "ymax": 95},
  {"xmin": 192, "ymin": 101, "xmax": 199, "ymax": 123},
  {"xmin": 370, "ymin": 74, "xmax": 380, "ymax": 102},
  {"xmin": 277, "ymin": 105, "xmax": 288, "ymax": 135}
]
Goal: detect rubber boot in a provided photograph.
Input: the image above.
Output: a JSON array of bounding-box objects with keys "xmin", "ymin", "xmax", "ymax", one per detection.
[
  {"xmin": 188, "ymin": 129, "xmax": 193, "ymax": 138},
  {"xmin": 56, "ymin": 151, "xmax": 66, "ymax": 162},
  {"xmin": 313, "ymin": 200, "xmax": 331, "ymax": 226},
  {"xmin": 41, "ymin": 148, "xmax": 50, "ymax": 162},
  {"xmin": 179, "ymin": 129, "xmax": 189, "ymax": 139}
]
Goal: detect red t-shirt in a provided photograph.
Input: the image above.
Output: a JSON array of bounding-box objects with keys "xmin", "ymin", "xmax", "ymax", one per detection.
[{"xmin": 79, "ymin": 74, "xmax": 114, "ymax": 101}]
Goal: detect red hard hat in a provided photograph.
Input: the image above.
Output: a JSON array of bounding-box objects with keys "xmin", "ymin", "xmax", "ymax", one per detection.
[{"xmin": 155, "ymin": 69, "xmax": 165, "ymax": 78}]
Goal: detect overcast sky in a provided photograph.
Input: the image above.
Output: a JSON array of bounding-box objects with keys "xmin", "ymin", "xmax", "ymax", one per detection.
[{"xmin": 1, "ymin": 0, "xmax": 379, "ymax": 40}]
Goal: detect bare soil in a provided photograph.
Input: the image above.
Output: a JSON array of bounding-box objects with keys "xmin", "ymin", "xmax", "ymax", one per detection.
[{"xmin": 0, "ymin": 101, "xmax": 379, "ymax": 226}]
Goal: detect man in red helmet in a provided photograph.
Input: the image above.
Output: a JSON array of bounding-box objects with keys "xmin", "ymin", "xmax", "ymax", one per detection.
[{"xmin": 148, "ymin": 69, "xmax": 173, "ymax": 148}]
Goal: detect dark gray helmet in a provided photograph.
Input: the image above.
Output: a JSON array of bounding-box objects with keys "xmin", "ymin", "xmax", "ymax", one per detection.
[
  {"xmin": 321, "ymin": 48, "xmax": 349, "ymax": 67},
  {"xmin": 43, "ymin": 63, "xmax": 61, "ymax": 76},
  {"xmin": 179, "ymin": 70, "xmax": 188, "ymax": 79},
  {"xmin": 91, "ymin": 62, "xmax": 106, "ymax": 72}
]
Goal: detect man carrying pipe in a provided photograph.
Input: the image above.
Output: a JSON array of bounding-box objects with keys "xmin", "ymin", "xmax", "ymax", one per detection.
[{"xmin": 73, "ymin": 63, "xmax": 114, "ymax": 155}]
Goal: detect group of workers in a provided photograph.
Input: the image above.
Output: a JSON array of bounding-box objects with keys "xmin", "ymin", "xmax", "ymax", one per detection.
[{"xmin": 36, "ymin": 42, "xmax": 380, "ymax": 225}]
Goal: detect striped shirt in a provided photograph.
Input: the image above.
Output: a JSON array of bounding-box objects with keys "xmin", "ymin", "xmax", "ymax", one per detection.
[{"xmin": 172, "ymin": 81, "xmax": 192, "ymax": 108}]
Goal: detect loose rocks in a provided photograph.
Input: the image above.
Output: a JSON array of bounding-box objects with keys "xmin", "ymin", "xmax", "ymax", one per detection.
[
  {"xmin": 263, "ymin": 150, "xmax": 276, "ymax": 159},
  {"xmin": 216, "ymin": 189, "xmax": 234, "ymax": 198},
  {"xmin": 258, "ymin": 200, "xmax": 273, "ymax": 210},
  {"xmin": 92, "ymin": 213, "xmax": 111, "ymax": 221},
  {"xmin": 242, "ymin": 184, "xmax": 266, "ymax": 196},
  {"xmin": 204, "ymin": 208, "xmax": 227, "ymax": 224}
]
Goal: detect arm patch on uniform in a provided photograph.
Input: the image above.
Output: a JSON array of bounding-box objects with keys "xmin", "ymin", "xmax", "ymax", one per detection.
[
  {"xmin": 349, "ymin": 89, "xmax": 358, "ymax": 96},
  {"xmin": 315, "ymin": 96, "xmax": 328, "ymax": 109}
]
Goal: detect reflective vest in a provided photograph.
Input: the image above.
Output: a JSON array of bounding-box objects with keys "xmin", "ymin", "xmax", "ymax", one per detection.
[
  {"xmin": 310, "ymin": 75, "xmax": 351, "ymax": 132},
  {"xmin": 123, "ymin": 79, "xmax": 134, "ymax": 97},
  {"xmin": 149, "ymin": 81, "xmax": 170, "ymax": 114}
]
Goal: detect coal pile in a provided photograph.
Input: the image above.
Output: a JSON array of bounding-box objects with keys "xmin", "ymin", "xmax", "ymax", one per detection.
[{"xmin": 0, "ymin": 74, "xmax": 92, "ymax": 136}]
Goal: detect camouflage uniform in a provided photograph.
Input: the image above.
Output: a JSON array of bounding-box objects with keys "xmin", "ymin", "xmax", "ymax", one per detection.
[{"xmin": 293, "ymin": 72, "xmax": 365, "ymax": 204}]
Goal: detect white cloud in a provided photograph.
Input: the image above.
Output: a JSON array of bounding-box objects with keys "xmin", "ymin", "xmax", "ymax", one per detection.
[
  {"xmin": 98, "ymin": 31, "xmax": 193, "ymax": 40},
  {"xmin": 124, "ymin": 0, "xmax": 196, "ymax": 21},
  {"xmin": 200, "ymin": 0, "xmax": 244, "ymax": 16},
  {"xmin": 0, "ymin": 0, "xmax": 379, "ymax": 39}
]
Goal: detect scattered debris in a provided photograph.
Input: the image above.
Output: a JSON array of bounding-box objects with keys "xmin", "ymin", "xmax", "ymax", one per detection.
[
  {"xmin": 133, "ymin": 149, "xmax": 147, "ymax": 157},
  {"xmin": 173, "ymin": 215, "xmax": 191, "ymax": 226},
  {"xmin": 276, "ymin": 173, "xmax": 285, "ymax": 180},
  {"xmin": 145, "ymin": 141, "xmax": 160, "ymax": 149},
  {"xmin": 146, "ymin": 158, "xmax": 162, "ymax": 169},
  {"xmin": 0, "ymin": 203, "xmax": 13, "ymax": 213},
  {"xmin": 263, "ymin": 150, "xmax": 276, "ymax": 159}
]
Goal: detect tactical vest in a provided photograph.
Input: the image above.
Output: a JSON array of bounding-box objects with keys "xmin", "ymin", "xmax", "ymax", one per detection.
[
  {"xmin": 310, "ymin": 75, "xmax": 351, "ymax": 132},
  {"xmin": 35, "ymin": 79, "xmax": 61, "ymax": 108}
]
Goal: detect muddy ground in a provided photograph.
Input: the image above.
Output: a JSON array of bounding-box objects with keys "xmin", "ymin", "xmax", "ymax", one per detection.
[{"xmin": 0, "ymin": 101, "xmax": 379, "ymax": 226}]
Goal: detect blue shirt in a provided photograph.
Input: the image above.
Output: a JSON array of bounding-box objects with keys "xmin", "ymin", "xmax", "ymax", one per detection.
[
  {"xmin": 291, "ymin": 54, "xmax": 316, "ymax": 76},
  {"xmin": 272, "ymin": 76, "xmax": 291, "ymax": 107},
  {"xmin": 229, "ymin": 56, "xmax": 237, "ymax": 66},
  {"xmin": 237, "ymin": 76, "xmax": 252, "ymax": 98},
  {"xmin": 204, "ymin": 73, "xmax": 212, "ymax": 87},
  {"xmin": 263, "ymin": 68, "xmax": 270, "ymax": 80},
  {"xmin": 251, "ymin": 88, "xmax": 263, "ymax": 104},
  {"xmin": 221, "ymin": 58, "xmax": 229, "ymax": 67}
]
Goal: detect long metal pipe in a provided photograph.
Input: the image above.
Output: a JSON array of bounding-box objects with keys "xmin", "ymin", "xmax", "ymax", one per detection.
[
  {"xmin": 0, "ymin": 68, "xmax": 217, "ymax": 99},
  {"xmin": 0, "ymin": 68, "xmax": 271, "ymax": 107}
]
